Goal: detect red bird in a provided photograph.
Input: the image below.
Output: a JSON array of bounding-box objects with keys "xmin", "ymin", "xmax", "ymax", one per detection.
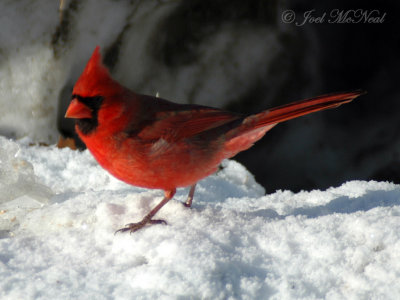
[{"xmin": 65, "ymin": 46, "xmax": 363, "ymax": 233}]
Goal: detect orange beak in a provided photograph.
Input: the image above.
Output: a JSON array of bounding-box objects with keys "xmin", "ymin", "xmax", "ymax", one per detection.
[{"xmin": 65, "ymin": 98, "xmax": 92, "ymax": 119}]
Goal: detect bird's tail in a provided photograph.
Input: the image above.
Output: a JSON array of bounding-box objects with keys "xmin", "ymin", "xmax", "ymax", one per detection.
[
  {"xmin": 224, "ymin": 90, "xmax": 365, "ymax": 156},
  {"xmin": 250, "ymin": 90, "xmax": 365, "ymax": 129}
]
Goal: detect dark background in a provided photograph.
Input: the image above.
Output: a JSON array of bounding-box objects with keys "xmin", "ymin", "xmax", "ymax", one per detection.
[{"xmin": 230, "ymin": 0, "xmax": 400, "ymax": 191}]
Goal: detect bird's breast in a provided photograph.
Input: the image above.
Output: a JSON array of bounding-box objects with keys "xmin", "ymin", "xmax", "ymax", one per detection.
[{"xmin": 82, "ymin": 132, "xmax": 223, "ymax": 190}]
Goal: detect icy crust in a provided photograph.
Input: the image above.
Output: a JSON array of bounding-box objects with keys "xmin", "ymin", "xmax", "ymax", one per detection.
[
  {"xmin": 0, "ymin": 137, "xmax": 399, "ymax": 299},
  {"xmin": 0, "ymin": 137, "xmax": 53, "ymax": 232}
]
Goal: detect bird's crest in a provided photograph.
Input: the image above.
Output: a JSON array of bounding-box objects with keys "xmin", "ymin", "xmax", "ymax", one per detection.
[{"xmin": 72, "ymin": 46, "xmax": 123, "ymax": 97}]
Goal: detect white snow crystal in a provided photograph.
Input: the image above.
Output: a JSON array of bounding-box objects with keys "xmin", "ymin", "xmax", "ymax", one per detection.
[{"xmin": 0, "ymin": 137, "xmax": 53, "ymax": 232}]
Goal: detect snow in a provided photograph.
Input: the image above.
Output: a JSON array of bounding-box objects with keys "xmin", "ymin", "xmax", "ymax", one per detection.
[{"xmin": 1, "ymin": 137, "xmax": 400, "ymax": 299}]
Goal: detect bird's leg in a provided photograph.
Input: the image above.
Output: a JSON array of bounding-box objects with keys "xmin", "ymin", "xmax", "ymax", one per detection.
[
  {"xmin": 115, "ymin": 189, "xmax": 176, "ymax": 234},
  {"xmin": 184, "ymin": 184, "xmax": 196, "ymax": 208}
]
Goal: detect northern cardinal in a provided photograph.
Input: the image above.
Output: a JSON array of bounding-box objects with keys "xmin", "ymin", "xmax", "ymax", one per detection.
[{"xmin": 65, "ymin": 46, "xmax": 364, "ymax": 233}]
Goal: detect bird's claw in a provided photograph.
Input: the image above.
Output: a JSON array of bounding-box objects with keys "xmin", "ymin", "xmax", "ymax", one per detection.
[
  {"xmin": 148, "ymin": 219, "xmax": 167, "ymax": 225},
  {"xmin": 115, "ymin": 219, "xmax": 167, "ymax": 234}
]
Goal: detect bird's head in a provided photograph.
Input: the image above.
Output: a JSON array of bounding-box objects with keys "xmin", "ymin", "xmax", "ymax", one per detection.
[{"xmin": 65, "ymin": 46, "xmax": 129, "ymax": 135}]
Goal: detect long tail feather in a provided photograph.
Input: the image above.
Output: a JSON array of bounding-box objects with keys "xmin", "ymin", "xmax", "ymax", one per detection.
[
  {"xmin": 252, "ymin": 90, "xmax": 365, "ymax": 128},
  {"xmin": 224, "ymin": 90, "xmax": 365, "ymax": 156}
]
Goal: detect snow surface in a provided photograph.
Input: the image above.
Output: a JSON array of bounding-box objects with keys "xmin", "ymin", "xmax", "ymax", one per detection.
[{"xmin": 0, "ymin": 136, "xmax": 400, "ymax": 299}]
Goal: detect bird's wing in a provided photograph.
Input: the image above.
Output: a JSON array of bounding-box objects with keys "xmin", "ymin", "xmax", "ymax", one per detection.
[{"xmin": 136, "ymin": 107, "xmax": 242, "ymax": 141}]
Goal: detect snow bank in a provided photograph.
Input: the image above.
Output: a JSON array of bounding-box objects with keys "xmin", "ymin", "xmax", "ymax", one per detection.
[{"xmin": 0, "ymin": 137, "xmax": 399, "ymax": 299}]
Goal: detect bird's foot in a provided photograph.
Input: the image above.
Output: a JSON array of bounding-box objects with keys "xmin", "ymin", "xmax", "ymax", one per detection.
[
  {"xmin": 115, "ymin": 219, "xmax": 167, "ymax": 234},
  {"xmin": 183, "ymin": 202, "xmax": 191, "ymax": 208},
  {"xmin": 183, "ymin": 184, "xmax": 196, "ymax": 208},
  {"xmin": 183, "ymin": 193, "xmax": 194, "ymax": 208}
]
